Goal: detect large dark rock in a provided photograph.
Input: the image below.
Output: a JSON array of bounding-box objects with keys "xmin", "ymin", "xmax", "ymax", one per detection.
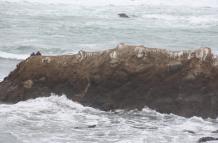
[{"xmin": 1, "ymin": 43, "xmax": 218, "ymax": 118}]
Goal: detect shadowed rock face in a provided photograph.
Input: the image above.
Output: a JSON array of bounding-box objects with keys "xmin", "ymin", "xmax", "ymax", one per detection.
[{"xmin": 1, "ymin": 44, "xmax": 218, "ymax": 118}]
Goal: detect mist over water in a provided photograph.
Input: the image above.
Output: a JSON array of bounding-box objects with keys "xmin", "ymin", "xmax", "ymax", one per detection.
[{"xmin": 0, "ymin": 0, "xmax": 218, "ymax": 142}]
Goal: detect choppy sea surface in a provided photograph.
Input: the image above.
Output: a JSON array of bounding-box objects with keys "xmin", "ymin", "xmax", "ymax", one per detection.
[{"xmin": 0, "ymin": 0, "xmax": 218, "ymax": 142}]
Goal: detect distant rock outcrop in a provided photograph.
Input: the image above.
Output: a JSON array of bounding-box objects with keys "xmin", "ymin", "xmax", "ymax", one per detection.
[
  {"xmin": 1, "ymin": 44, "xmax": 218, "ymax": 118},
  {"xmin": 198, "ymin": 137, "xmax": 218, "ymax": 143},
  {"xmin": 118, "ymin": 13, "xmax": 129, "ymax": 18}
]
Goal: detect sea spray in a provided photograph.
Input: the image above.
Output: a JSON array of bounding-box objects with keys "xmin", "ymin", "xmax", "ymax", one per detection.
[{"xmin": 0, "ymin": 95, "xmax": 217, "ymax": 143}]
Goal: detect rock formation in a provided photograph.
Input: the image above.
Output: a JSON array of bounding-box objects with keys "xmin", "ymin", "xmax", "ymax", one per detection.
[
  {"xmin": 1, "ymin": 43, "xmax": 218, "ymax": 118},
  {"xmin": 198, "ymin": 137, "xmax": 218, "ymax": 143},
  {"xmin": 118, "ymin": 13, "xmax": 129, "ymax": 18}
]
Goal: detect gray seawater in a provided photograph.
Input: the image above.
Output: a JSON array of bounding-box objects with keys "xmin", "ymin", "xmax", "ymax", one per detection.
[{"xmin": 0, "ymin": 0, "xmax": 218, "ymax": 142}]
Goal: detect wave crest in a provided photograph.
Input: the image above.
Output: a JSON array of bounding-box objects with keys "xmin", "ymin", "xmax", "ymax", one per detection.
[
  {"xmin": 0, "ymin": 51, "xmax": 29, "ymax": 60},
  {"xmin": 1, "ymin": 0, "xmax": 218, "ymax": 8}
]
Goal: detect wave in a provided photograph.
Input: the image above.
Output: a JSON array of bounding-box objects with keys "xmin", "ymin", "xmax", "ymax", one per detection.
[
  {"xmin": 0, "ymin": 51, "xmax": 29, "ymax": 60},
  {"xmin": 142, "ymin": 14, "xmax": 218, "ymax": 27},
  {"xmin": 2, "ymin": 0, "xmax": 218, "ymax": 8},
  {"xmin": 0, "ymin": 95, "xmax": 217, "ymax": 143},
  {"xmin": 0, "ymin": 94, "xmax": 216, "ymax": 122}
]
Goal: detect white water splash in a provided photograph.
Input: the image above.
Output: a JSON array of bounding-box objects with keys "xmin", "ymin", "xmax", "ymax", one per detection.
[
  {"xmin": 0, "ymin": 51, "xmax": 28, "ymax": 60},
  {"xmin": 2, "ymin": 0, "xmax": 218, "ymax": 8},
  {"xmin": 0, "ymin": 95, "xmax": 217, "ymax": 143}
]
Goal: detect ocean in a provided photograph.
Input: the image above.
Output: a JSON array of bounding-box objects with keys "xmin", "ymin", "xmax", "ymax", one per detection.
[{"xmin": 0, "ymin": 0, "xmax": 218, "ymax": 142}]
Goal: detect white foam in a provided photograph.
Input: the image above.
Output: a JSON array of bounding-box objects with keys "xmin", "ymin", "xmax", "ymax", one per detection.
[
  {"xmin": 0, "ymin": 51, "xmax": 28, "ymax": 60},
  {"xmin": 2, "ymin": 0, "xmax": 218, "ymax": 8},
  {"xmin": 0, "ymin": 95, "xmax": 217, "ymax": 143},
  {"xmin": 142, "ymin": 14, "xmax": 218, "ymax": 27},
  {"xmin": 188, "ymin": 16, "xmax": 218, "ymax": 25}
]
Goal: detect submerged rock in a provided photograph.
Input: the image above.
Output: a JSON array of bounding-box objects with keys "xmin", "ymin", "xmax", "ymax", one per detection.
[
  {"xmin": 212, "ymin": 130, "xmax": 218, "ymax": 133},
  {"xmin": 198, "ymin": 137, "xmax": 218, "ymax": 143},
  {"xmin": 0, "ymin": 44, "xmax": 218, "ymax": 118},
  {"xmin": 118, "ymin": 13, "xmax": 129, "ymax": 18},
  {"xmin": 183, "ymin": 130, "xmax": 195, "ymax": 134},
  {"xmin": 88, "ymin": 125, "xmax": 97, "ymax": 128}
]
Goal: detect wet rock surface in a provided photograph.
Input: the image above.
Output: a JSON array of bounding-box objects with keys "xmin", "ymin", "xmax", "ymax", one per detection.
[
  {"xmin": 118, "ymin": 13, "xmax": 129, "ymax": 18},
  {"xmin": 0, "ymin": 44, "xmax": 218, "ymax": 118},
  {"xmin": 198, "ymin": 137, "xmax": 218, "ymax": 143},
  {"xmin": 183, "ymin": 130, "xmax": 195, "ymax": 134}
]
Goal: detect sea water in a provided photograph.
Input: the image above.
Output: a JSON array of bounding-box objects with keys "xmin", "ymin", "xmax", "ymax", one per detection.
[{"xmin": 0, "ymin": 0, "xmax": 218, "ymax": 142}]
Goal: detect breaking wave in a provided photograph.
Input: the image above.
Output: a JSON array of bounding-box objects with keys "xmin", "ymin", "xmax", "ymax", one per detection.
[
  {"xmin": 0, "ymin": 51, "xmax": 28, "ymax": 60},
  {"xmin": 0, "ymin": 95, "xmax": 218, "ymax": 143},
  {"xmin": 1, "ymin": 0, "xmax": 218, "ymax": 8},
  {"xmin": 0, "ymin": 51, "xmax": 29, "ymax": 60}
]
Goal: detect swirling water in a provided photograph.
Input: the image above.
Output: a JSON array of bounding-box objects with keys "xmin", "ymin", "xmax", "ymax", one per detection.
[
  {"xmin": 0, "ymin": 0, "xmax": 218, "ymax": 142},
  {"xmin": 0, "ymin": 95, "xmax": 218, "ymax": 143}
]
